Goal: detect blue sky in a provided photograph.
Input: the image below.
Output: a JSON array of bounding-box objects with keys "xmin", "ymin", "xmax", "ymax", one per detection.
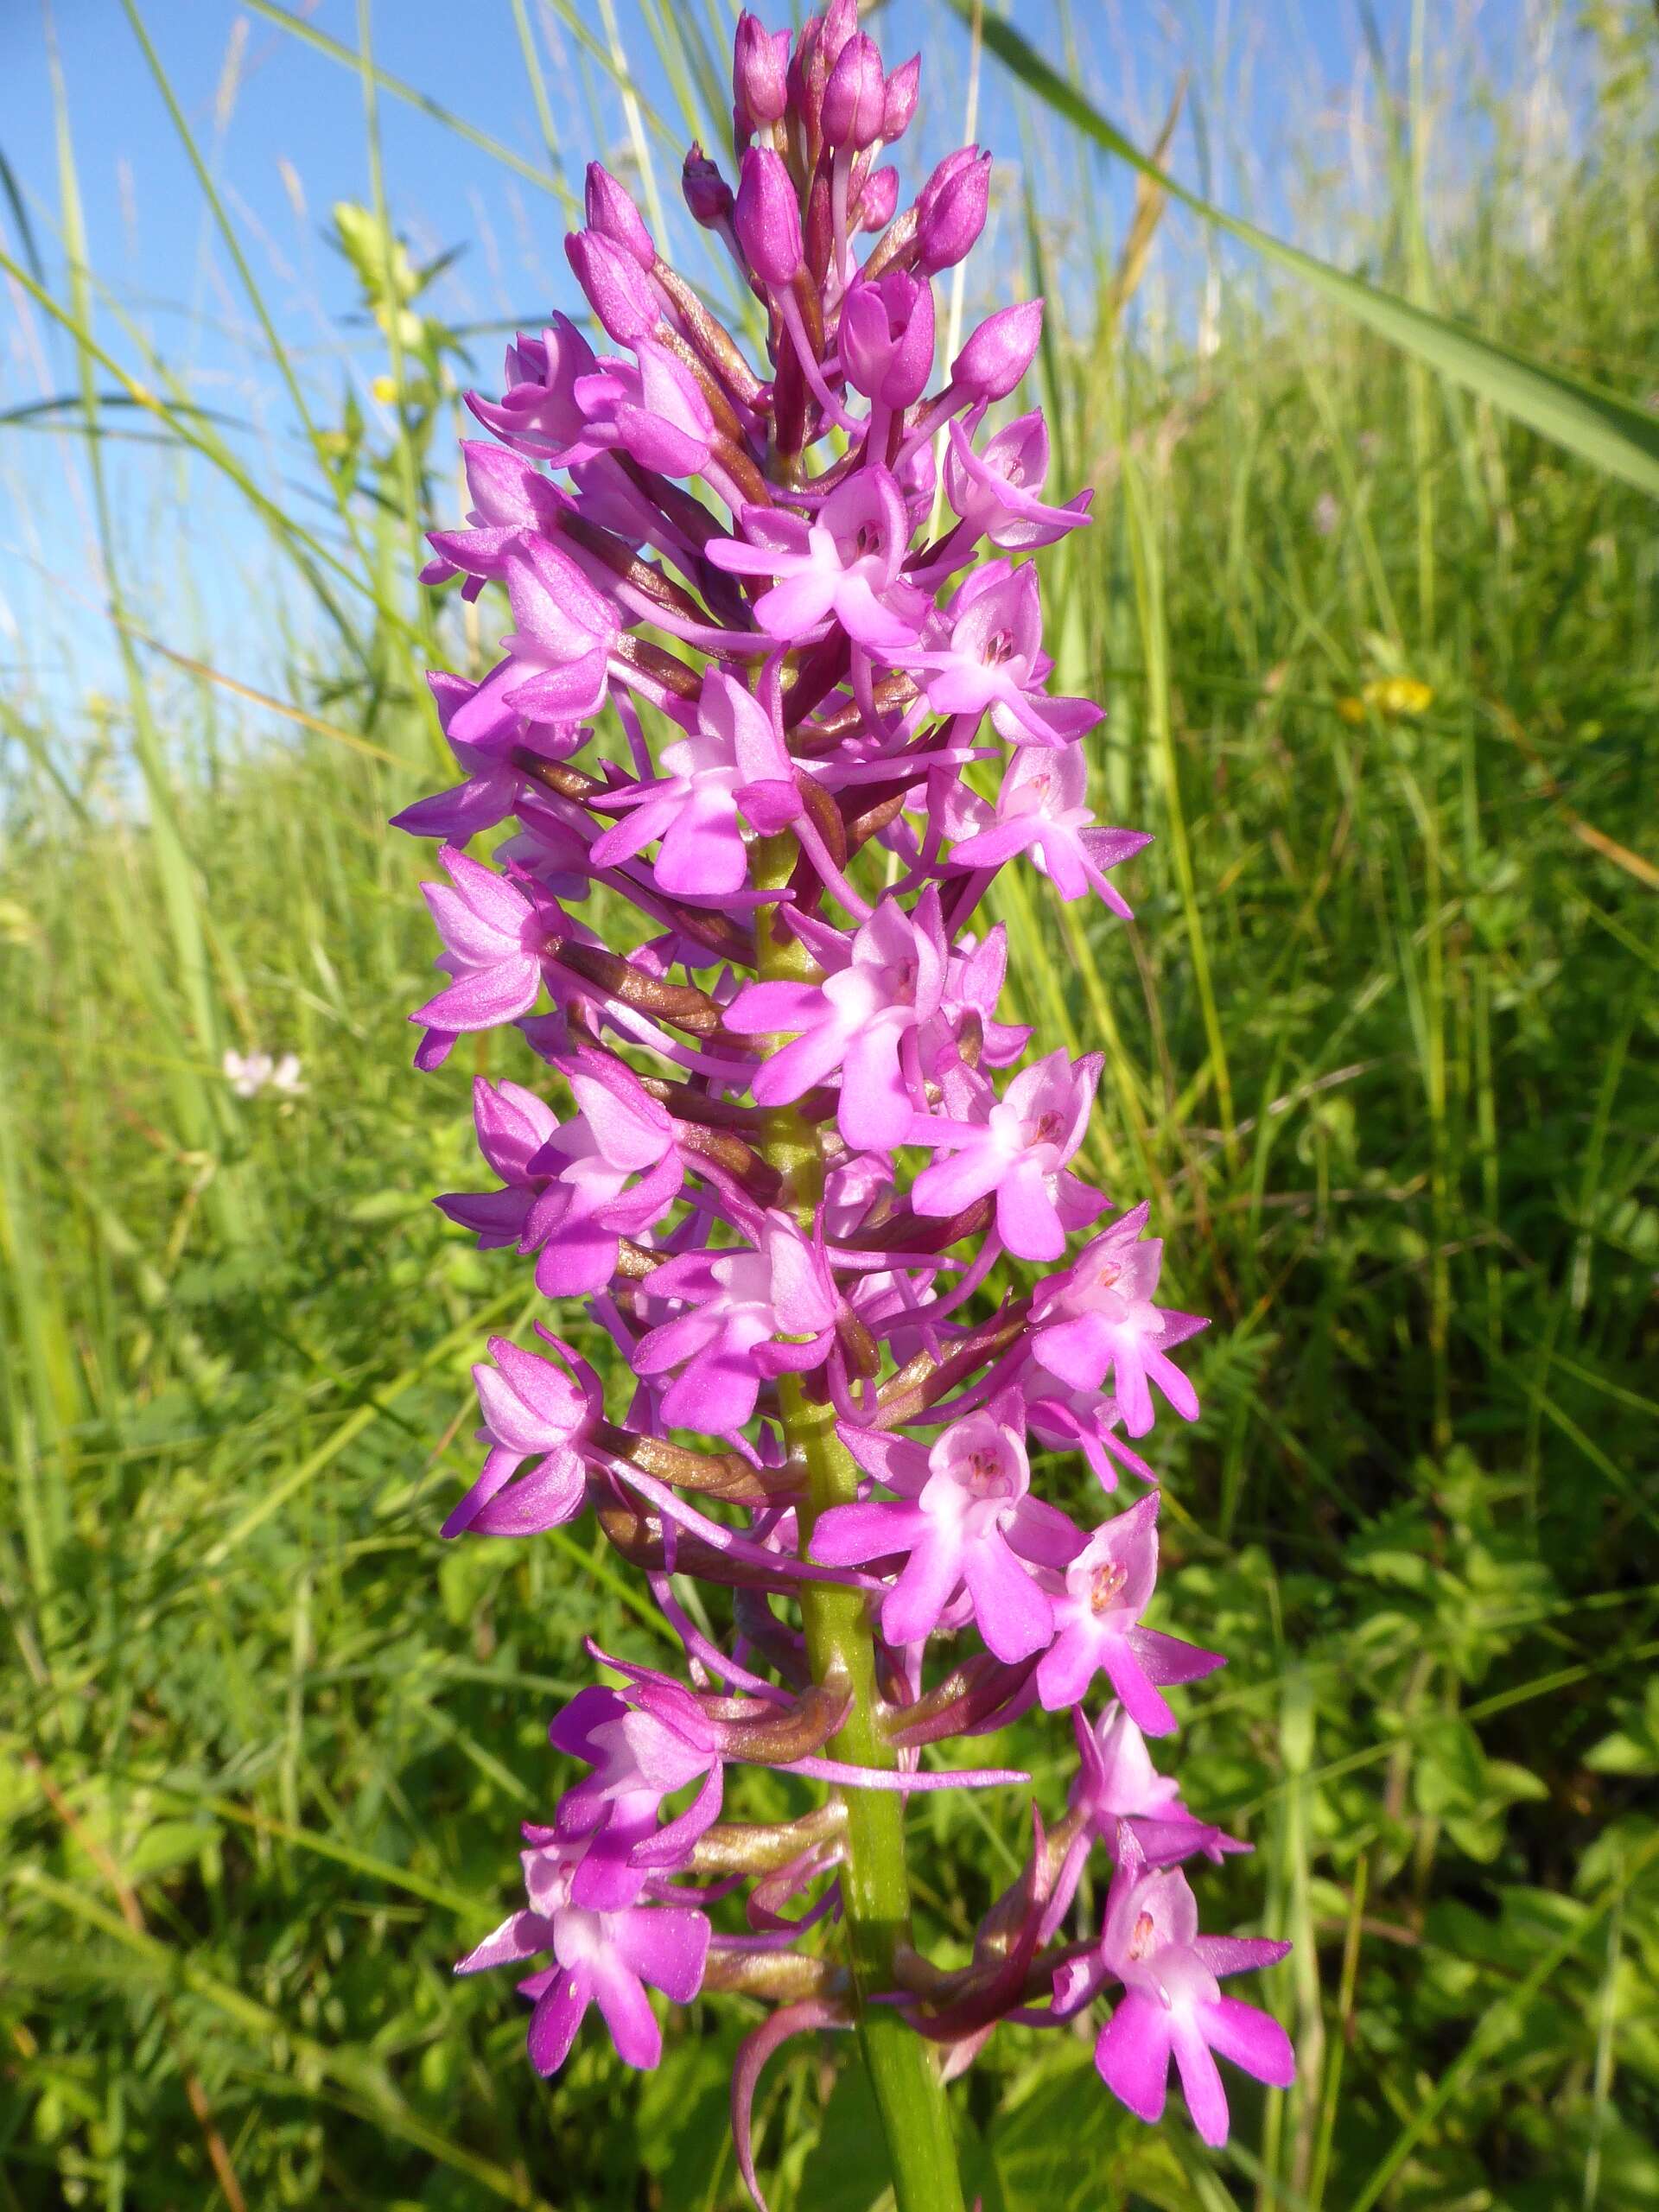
[{"xmin": 0, "ymin": 0, "xmax": 1553, "ymax": 721}]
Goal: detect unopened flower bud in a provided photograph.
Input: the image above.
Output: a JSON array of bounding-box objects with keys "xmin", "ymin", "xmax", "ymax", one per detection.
[
  {"xmin": 564, "ymin": 228, "xmax": 659, "ymax": 345},
  {"xmin": 882, "ymin": 54, "xmax": 920, "ymax": 141},
  {"xmin": 733, "ymin": 11, "xmax": 790, "ymax": 134},
  {"xmin": 683, "ymin": 146, "xmax": 735, "ymax": 229},
  {"xmin": 821, "ymin": 0, "xmax": 858, "ymax": 65},
  {"xmin": 584, "ymin": 162, "xmax": 655, "ymax": 271},
  {"xmin": 822, "ymin": 33, "xmax": 886, "ymax": 151},
  {"xmin": 857, "ymin": 165, "xmax": 900, "ymax": 233},
  {"xmin": 734, "ymin": 146, "xmax": 804, "ymax": 287},
  {"xmin": 840, "ymin": 270, "xmax": 935, "ymax": 407},
  {"xmin": 952, "ymin": 298, "xmax": 1044, "ymax": 402},
  {"xmin": 917, "ymin": 146, "xmax": 991, "ymax": 273}
]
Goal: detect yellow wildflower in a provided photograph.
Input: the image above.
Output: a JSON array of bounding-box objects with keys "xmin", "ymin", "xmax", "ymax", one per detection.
[{"xmin": 1336, "ymin": 675, "xmax": 1434, "ymax": 724}]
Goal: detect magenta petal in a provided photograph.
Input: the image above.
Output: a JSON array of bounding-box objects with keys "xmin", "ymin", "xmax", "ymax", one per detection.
[
  {"xmin": 1145, "ymin": 1344, "xmax": 1201, "ymax": 1423},
  {"xmin": 882, "ymin": 1527, "xmax": 963, "ymax": 1644},
  {"xmin": 635, "ymin": 1307, "xmax": 725, "ymax": 1373},
  {"xmin": 754, "ymin": 1020, "xmax": 852, "ymax": 1106},
  {"xmin": 734, "ymin": 777, "xmax": 801, "ymax": 834},
  {"xmin": 1199, "ymin": 1995, "xmax": 1295, "ymax": 2088},
  {"xmin": 526, "ymin": 1965, "xmax": 591, "ymax": 2075},
  {"xmin": 995, "ymin": 1168, "xmax": 1067, "ymax": 1262},
  {"xmin": 548, "ymin": 1683, "xmax": 625, "ymax": 1760},
  {"xmin": 950, "ymin": 818, "xmax": 1036, "ymax": 869},
  {"xmin": 612, "ymin": 1904, "xmax": 712, "ymax": 2004},
  {"xmin": 1007, "ymin": 1495, "xmax": 1086, "ymax": 1570},
  {"xmin": 1095, "ymin": 1991, "xmax": 1172, "ymax": 2124},
  {"xmin": 570, "ymin": 1833, "xmax": 652, "ymax": 1911},
  {"xmin": 961, "ymin": 1535, "xmax": 1053, "ymax": 1663},
  {"xmin": 658, "ymin": 806, "xmax": 747, "ymax": 896},
  {"xmin": 415, "ymin": 957, "xmax": 542, "ymax": 1033},
  {"xmin": 1034, "ymin": 1627, "xmax": 1096, "ymax": 1713},
  {"xmin": 1032, "ymin": 1313, "xmax": 1111, "ymax": 1393},
  {"xmin": 811, "ymin": 1499, "xmax": 927, "ymax": 1566},
  {"xmin": 588, "ymin": 1955, "xmax": 662, "ymax": 2069},
  {"xmin": 447, "ymin": 658, "xmax": 524, "ymax": 749},
  {"xmin": 1170, "ymin": 2015, "xmax": 1231, "ymax": 2146},
  {"xmin": 723, "ymin": 979, "xmax": 826, "ymax": 1035},
  {"xmin": 455, "ymin": 1908, "xmax": 551, "ymax": 1976},
  {"xmin": 1127, "ymin": 1624, "xmax": 1226, "ymax": 1689},
  {"xmin": 1193, "ymin": 1936, "xmax": 1291, "ymax": 1979},
  {"xmin": 753, "ymin": 570, "xmax": 837, "ymax": 639},
  {"xmin": 534, "ymin": 1225, "xmax": 620, "ymax": 1295},
  {"xmin": 589, "ymin": 806, "xmax": 665, "ymax": 870},
  {"xmin": 661, "ymin": 1353, "xmax": 760, "ymax": 1434},
  {"xmin": 911, "ymin": 1144, "xmax": 1006, "ymax": 1219},
  {"xmin": 1101, "ymin": 1642, "xmax": 1177, "ymax": 1738},
  {"xmin": 838, "ymin": 1027, "xmax": 911, "ymax": 1149},
  {"xmin": 467, "ymin": 1451, "xmax": 588, "ymax": 1535}
]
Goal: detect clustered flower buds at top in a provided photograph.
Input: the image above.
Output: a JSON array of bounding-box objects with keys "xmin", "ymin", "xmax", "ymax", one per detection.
[{"xmin": 398, "ymin": 6, "xmax": 1292, "ymax": 2200}]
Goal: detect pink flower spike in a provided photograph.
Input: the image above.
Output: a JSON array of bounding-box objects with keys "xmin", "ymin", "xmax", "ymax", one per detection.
[
  {"xmin": 1088, "ymin": 1828, "xmax": 1292, "ymax": 2145},
  {"xmin": 1035, "ymin": 1495, "xmax": 1224, "ymax": 1729},
  {"xmin": 950, "ymin": 746, "xmax": 1150, "ymax": 916},
  {"xmin": 406, "ymin": 8, "xmax": 1279, "ymax": 2157},
  {"xmin": 908, "ymin": 1048, "xmax": 1106, "ymax": 1262}
]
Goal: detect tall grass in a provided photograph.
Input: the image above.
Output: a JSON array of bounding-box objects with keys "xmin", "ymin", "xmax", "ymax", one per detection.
[{"xmin": 3, "ymin": 5, "xmax": 1657, "ymax": 2208}]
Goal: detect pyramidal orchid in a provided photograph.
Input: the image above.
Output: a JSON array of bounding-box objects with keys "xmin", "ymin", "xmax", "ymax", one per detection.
[{"xmin": 398, "ymin": 11, "xmax": 1290, "ymax": 2204}]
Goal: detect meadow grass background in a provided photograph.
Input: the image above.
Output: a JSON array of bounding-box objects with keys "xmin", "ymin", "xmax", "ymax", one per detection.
[{"xmin": 3, "ymin": 3, "xmax": 1658, "ymax": 2207}]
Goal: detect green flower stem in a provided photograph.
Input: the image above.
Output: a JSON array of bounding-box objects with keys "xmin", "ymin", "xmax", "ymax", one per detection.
[{"xmin": 754, "ymin": 838, "xmax": 966, "ymax": 2212}]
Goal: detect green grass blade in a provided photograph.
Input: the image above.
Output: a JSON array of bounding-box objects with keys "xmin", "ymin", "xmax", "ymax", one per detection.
[{"xmin": 963, "ymin": 4, "xmax": 1659, "ymax": 497}]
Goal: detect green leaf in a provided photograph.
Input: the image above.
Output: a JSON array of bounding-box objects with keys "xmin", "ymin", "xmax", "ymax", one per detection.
[
  {"xmin": 1586, "ymin": 1682, "xmax": 1659, "ymax": 1777},
  {"xmin": 797, "ymin": 2056, "xmax": 894, "ymax": 2212},
  {"xmin": 636, "ymin": 2022, "xmax": 744, "ymax": 2212},
  {"xmin": 988, "ymin": 2049, "xmax": 1191, "ymax": 2212},
  {"xmin": 960, "ymin": 5, "xmax": 1659, "ymax": 499}
]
